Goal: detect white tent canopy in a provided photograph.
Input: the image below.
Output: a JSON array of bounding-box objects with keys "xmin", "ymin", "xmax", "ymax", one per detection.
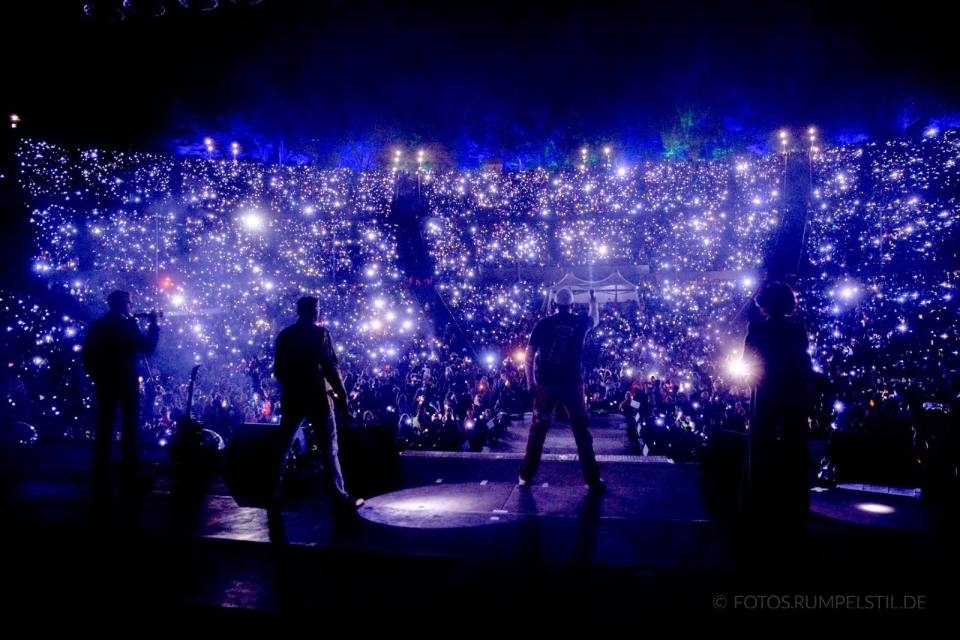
[{"xmin": 548, "ymin": 270, "xmax": 640, "ymax": 306}]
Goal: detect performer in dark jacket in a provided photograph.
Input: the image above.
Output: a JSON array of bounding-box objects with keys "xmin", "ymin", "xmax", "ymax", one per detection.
[
  {"xmin": 272, "ymin": 296, "xmax": 363, "ymax": 516},
  {"xmin": 82, "ymin": 289, "xmax": 160, "ymax": 519},
  {"xmin": 741, "ymin": 280, "xmax": 814, "ymax": 532}
]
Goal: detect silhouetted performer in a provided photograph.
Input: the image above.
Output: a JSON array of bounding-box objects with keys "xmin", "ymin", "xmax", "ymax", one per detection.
[
  {"xmin": 519, "ymin": 287, "xmax": 604, "ymax": 493},
  {"xmin": 619, "ymin": 389, "xmax": 641, "ymax": 444},
  {"xmin": 271, "ymin": 296, "xmax": 364, "ymax": 516},
  {"xmin": 82, "ymin": 290, "xmax": 160, "ymax": 519},
  {"xmin": 741, "ymin": 281, "xmax": 814, "ymax": 534}
]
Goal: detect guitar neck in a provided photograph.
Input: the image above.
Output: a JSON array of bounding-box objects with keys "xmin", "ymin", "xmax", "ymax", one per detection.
[{"xmin": 186, "ymin": 365, "xmax": 201, "ymax": 419}]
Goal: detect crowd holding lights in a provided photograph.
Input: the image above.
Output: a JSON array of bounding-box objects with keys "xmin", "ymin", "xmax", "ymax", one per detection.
[
  {"xmin": 3, "ymin": 130, "xmax": 958, "ymax": 461},
  {"xmin": 420, "ymin": 155, "xmax": 780, "ymax": 276}
]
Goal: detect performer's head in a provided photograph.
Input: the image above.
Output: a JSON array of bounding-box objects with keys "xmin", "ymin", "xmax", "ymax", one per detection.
[
  {"xmin": 755, "ymin": 281, "xmax": 798, "ymax": 318},
  {"xmin": 554, "ymin": 287, "xmax": 574, "ymax": 309},
  {"xmin": 107, "ymin": 289, "xmax": 131, "ymax": 314},
  {"xmin": 296, "ymin": 296, "xmax": 320, "ymax": 319}
]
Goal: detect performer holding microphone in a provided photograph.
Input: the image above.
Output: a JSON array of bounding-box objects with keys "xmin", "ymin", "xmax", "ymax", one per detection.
[{"xmin": 82, "ymin": 289, "xmax": 161, "ymax": 526}]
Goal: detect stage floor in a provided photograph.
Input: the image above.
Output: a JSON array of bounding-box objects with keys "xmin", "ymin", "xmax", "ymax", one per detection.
[{"xmin": 2, "ymin": 415, "xmax": 954, "ymax": 626}]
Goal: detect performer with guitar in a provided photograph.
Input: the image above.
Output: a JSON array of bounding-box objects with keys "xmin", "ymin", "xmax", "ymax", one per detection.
[{"xmin": 270, "ymin": 296, "xmax": 364, "ymax": 517}]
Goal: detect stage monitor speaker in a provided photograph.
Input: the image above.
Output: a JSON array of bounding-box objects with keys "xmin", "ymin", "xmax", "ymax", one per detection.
[
  {"xmin": 224, "ymin": 421, "xmax": 401, "ymax": 507},
  {"xmin": 338, "ymin": 421, "xmax": 402, "ymax": 497},
  {"xmin": 828, "ymin": 431, "xmax": 915, "ymax": 486},
  {"xmin": 699, "ymin": 429, "xmax": 747, "ymax": 517},
  {"xmin": 223, "ymin": 422, "xmax": 290, "ymax": 508}
]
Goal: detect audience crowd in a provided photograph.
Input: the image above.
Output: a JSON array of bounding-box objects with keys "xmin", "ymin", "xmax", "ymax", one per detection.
[{"xmin": 2, "ymin": 131, "xmax": 957, "ymax": 482}]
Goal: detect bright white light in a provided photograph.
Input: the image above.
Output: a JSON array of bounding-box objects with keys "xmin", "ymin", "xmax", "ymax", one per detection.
[
  {"xmin": 727, "ymin": 356, "xmax": 751, "ymax": 379},
  {"xmin": 240, "ymin": 212, "xmax": 264, "ymax": 231},
  {"xmin": 856, "ymin": 502, "xmax": 895, "ymax": 515}
]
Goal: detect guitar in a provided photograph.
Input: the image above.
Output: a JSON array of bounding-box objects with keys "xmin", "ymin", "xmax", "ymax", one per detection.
[{"xmin": 170, "ymin": 364, "xmax": 218, "ymax": 476}]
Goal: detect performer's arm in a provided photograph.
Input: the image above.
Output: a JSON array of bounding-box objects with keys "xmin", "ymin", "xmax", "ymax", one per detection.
[
  {"xmin": 524, "ymin": 344, "xmax": 536, "ymax": 388},
  {"xmin": 143, "ymin": 313, "xmax": 160, "ymax": 355},
  {"xmin": 321, "ymin": 329, "xmax": 350, "ymax": 411}
]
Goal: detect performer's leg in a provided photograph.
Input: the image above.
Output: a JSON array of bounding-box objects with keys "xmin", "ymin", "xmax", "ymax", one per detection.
[
  {"xmin": 270, "ymin": 401, "xmax": 305, "ymax": 504},
  {"xmin": 118, "ymin": 385, "xmax": 142, "ymax": 490},
  {"xmin": 91, "ymin": 388, "xmax": 118, "ymax": 520},
  {"xmin": 519, "ymin": 386, "xmax": 556, "ymax": 483},
  {"xmin": 93, "ymin": 388, "xmax": 118, "ymax": 493},
  {"xmin": 566, "ymin": 386, "xmax": 601, "ymax": 486},
  {"xmin": 312, "ymin": 408, "xmax": 349, "ymax": 499}
]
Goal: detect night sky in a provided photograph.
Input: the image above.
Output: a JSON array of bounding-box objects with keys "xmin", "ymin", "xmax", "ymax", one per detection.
[{"xmin": 2, "ymin": 0, "xmax": 957, "ymax": 155}]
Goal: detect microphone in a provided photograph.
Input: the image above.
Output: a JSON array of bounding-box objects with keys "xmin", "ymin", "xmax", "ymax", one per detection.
[{"xmin": 133, "ymin": 311, "xmax": 164, "ymax": 319}]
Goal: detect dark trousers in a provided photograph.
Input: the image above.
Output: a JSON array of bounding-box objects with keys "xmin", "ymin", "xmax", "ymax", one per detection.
[
  {"xmin": 520, "ymin": 382, "xmax": 600, "ymax": 485},
  {"xmin": 744, "ymin": 421, "xmax": 810, "ymax": 529},
  {"xmin": 91, "ymin": 379, "xmax": 142, "ymax": 517},
  {"xmin": 273, "ymin": 393, "xmax": 348, "ymax": 502},
  {"xmin": 91, "ymin": 379, "xmax": 146, "ymax": 527}
]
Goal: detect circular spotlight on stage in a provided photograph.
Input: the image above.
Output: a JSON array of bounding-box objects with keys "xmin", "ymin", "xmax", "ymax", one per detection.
[
  {"xmin": 810, "ymin": 486, "xmax": 929, "ymax": 530},
  {"xmin": 360, "ymin": 483, "xmax": 526, "ymax": 530},
  {"xmin": 856, "ymin": 501, "xmax": 896, "ymax": 515}
]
